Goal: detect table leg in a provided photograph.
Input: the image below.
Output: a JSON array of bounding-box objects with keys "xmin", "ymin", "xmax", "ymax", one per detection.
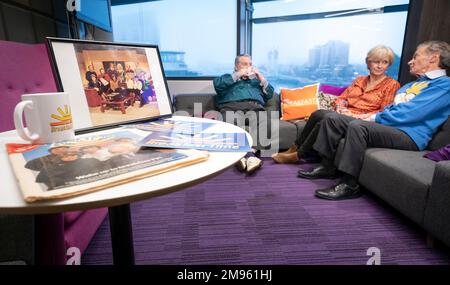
[{"xmin": 108, "ymin": 204, "xmax": 135, "ymax": 265}]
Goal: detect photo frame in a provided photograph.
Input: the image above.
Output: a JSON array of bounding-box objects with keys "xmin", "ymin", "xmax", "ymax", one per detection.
[{"xmin": 46, "ymin": 37, "xmax": 174, "ymax": 134}]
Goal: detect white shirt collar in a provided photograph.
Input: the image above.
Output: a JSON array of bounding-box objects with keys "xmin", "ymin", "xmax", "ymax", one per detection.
[{"xmin": 425, "ymin": 69, "xmax": 447, "ymax": 79}]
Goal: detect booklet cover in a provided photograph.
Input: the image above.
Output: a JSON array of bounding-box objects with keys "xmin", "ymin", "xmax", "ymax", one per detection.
[
  {"xmin": 140, "ymin": 131, "xmax": 251, "ymax": 152},
  {"xmin": 123, "ymin": 118, "xmax": 216, "ymax": 135},
  {"xmin": 7, "ymin": 130, "xmax": 209, "ymax": 203}
]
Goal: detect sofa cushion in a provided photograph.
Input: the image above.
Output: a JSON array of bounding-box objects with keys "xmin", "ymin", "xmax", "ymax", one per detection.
[
  {"xmin": 424, "ymin": 144, "xmax": 450, "ymax": 161},
  {"xmin": 319, "ymin": 84, "xmax": 347, "ymax": 96},
  {"xmin": 426, "ymin": 116, "xmax": 450, "ymax": 151},
  {"xmin": 317, "ymin": 91, "xmax": 339, "ymax": 111},
  {"xmin": 275, "ymin": 120, "xmax": 299, "ymax": 150},
  {"xmin": 64, "ymin": 211, "xmax": 85, "ymax": 227},
  {"xmin": 280, "ymin": 83, "xmax": 319, "ymax": 120},
  {"xmin": 64, "ymin": 208, "xmax": 108, "ymax": 259},
  {"xmin": 173, "ymin": 93, "xmax": 217, "ymax": 116},
  {"xmin": 359, "ymin": 148, "xmax": 436, "ymax": 226}
]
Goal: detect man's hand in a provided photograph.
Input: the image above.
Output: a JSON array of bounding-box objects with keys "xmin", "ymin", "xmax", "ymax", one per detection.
[
  {"xmin": 253, "ymin": 68, "xmax": 265, "ymax": 82},
  {"xmin": 233, "ymin": 68, "xmax": 249, "ymax": 81}
]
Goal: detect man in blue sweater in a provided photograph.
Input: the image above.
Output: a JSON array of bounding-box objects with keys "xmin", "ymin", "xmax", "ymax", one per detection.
[
  {"xmin": 297, "ymin": 40, "xmax": 450, "ymax": 200},
  {"xmin": 213, "ymin": 54, "xmax": 275, "ymax": 174}
]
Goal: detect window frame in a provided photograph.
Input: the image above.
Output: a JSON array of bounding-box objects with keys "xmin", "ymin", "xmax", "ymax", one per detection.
[{"xmin": 249, "ymin": 1, "xmax": 410, "ymax": 84}]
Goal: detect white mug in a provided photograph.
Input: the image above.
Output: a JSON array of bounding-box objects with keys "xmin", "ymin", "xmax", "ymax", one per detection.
[{"xmin": 14, "ymin": 92, "xmax": 75, "ymax": 144}]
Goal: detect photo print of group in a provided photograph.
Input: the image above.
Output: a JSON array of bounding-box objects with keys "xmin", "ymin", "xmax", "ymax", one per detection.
[{"xmin": 74, "ymin": 43, "xmax": 160, "ymax": 126}]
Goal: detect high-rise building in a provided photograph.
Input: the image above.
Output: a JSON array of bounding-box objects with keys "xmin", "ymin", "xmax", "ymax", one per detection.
[
  {"xmin": 308, "ymin": 46, "xmax": 321, "ymax": 67},
  {"xmin": 309, "ymin": 41, "xmax": 349, "ymax": 68},
  {"xmin": 319, "ymin": 40, "xmax": 349, "ymax": 68}
]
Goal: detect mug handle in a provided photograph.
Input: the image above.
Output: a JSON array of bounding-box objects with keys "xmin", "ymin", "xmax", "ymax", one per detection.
[{"xmin": 14, "ymin": 100, "xmax": 39, "ymax": 142}]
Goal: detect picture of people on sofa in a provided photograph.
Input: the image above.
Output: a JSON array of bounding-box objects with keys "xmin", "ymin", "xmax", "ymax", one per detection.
[{"xmin": 74, "ymin": 44, "xmax": 159, "ymax": 126}]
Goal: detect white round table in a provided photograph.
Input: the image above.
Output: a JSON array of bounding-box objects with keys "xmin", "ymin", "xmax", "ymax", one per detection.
[{"xmin": 0, "ymin": 116, "xmax": 251, "ymax": 264}]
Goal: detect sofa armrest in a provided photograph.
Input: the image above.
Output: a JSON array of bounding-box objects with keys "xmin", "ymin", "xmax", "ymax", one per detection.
[
  {"xmin": 173, "ymin": 93, "xmax": 217, "ymax": 116},
  {"xmin": 424, "ymin": 160, "xmax": 450, "ymax": 246}
]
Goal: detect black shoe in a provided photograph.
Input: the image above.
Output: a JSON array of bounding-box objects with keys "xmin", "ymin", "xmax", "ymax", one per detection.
[
  {"xmin": 297, "ymin": 165, "xmax": 338, "ymax": 180},
  {"xmin": 315, "ymin": 182, "xmax": 361, "ymax": 200}
]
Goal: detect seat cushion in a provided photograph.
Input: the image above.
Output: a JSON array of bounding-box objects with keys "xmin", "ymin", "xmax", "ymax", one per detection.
[
  {"xmin": 173, "ymin": 93, "xmax": 216, "ymax": 116},
  {"xmin": 276, "ymin": 120, "xmax": 300, "ymax": 150},
  {"xmin": 64, "ymin": 208, "xmax": 108, "ymax": 258},
  {"xmin": 427, "ymin": 116, "xmax": 450, "ymax": 151},
  {"xmin": 359, "ymin": 148, "xmax": 436, "ymax": 226},
  {"xmin": 64, "ymin": 211, "xmax": 85, "ymax": 227}
]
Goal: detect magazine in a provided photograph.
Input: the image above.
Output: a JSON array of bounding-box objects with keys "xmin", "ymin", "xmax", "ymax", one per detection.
[
  {"xmin": 123, "ymin": 118, "xmax": 216, "ymax": 135},
  {"xmin": 140, "ymin": 131, "xmax": 251, "ymax": 152},
  {"xmin": 7, "ymin": 130, "xmax": 209, "ymax": 203}
]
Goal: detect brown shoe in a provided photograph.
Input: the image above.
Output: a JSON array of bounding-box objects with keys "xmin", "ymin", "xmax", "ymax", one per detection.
[
  {"xmin": 280, "ymin": 144, "xmax": 298, "ymax": 155},
  {"xmin": 271, "ymin": 152, "xmax": 299, "ymax": 164}
]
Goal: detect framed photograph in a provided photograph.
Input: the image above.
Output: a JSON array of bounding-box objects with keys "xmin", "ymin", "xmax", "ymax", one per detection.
[{"xmin": 46, "ymin": 37, "xmax": 174, "ymax": 133}]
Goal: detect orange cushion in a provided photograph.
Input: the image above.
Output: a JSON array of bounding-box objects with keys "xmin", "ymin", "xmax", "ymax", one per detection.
[{"xmin": 280, "ymin": 83, "xmax": 320, "ymax": 120}]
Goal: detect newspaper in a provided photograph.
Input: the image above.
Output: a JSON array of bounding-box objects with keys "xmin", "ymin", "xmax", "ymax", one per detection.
[
  {"xmin": 6, "ymin": 130, "xmax": 209, "ymax": 203},
  {"xmin": 123, "ymin": 118, "xmax": 216, "ymax": 135},
  {"xmin": 140, "ymin": 131, "xmax": 251, "ymax": 152}
]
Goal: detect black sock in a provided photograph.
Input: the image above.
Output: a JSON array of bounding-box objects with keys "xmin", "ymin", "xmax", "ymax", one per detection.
[
  {"xmin": 342, "ymin": 174, "xmax": 358, "ymax": 187},
  {"xmin": 320, "ymin": 157, "xmax": 335, "ymax": 169},
  {"xmin": 246, "ymin": 151, "xmax": 256, "ymax": 158}
]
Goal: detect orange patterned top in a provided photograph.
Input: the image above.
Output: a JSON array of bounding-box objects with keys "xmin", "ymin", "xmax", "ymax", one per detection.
[{"xmin": 333, "ymin": 76, "xmax": 400, "ymax": 116}]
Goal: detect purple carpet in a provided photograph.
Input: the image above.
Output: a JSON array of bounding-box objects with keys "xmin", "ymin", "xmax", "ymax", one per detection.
[{"xmin": 82, "ymin": 158, "xmax": 450, "ymax": 265}]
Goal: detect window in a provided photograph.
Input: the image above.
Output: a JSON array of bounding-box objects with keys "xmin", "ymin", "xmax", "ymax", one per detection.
[
  {"xmin": 251, "ymin": 0, "xmax": 410, "ymax": 91},
  {"xmin": 111, "ymin": 0, "xmax": 237, "ymax": 77}
]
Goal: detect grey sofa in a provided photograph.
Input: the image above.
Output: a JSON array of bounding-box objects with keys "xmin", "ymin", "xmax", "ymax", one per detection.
[
  {"xmin": 173, "ymin": 92, "xmax": 450, "ymax": 248},
  {"xmin": 173, "ymin": 92, "xmax": 304, "ymax": 152},
  {"xmin": 356, "ymin": 117, "xmax": 450, "ymax": 247}
]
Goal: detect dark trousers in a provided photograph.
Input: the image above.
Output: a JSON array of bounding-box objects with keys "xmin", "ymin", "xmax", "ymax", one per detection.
[
  {"xmin": 313, "ymin": 112, "xmax": 418, "ymax": 178},
  {"xmin": 219, "ymin": 100, "xmax": 267, "ymax": 149},
  {"xmin": 295, "ymin": 109, "xmax": 334, "ymax": 157}
]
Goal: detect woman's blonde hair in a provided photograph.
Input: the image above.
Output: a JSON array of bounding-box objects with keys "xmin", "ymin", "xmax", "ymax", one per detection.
[{"xmin": 365, "ymin": 45, "xmax": 395, "ymax": 66}]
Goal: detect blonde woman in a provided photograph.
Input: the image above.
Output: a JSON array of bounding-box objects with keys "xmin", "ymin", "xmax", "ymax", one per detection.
[{"xmin": 272, "ymin": 45, "xmax": 400, "ymax": 164}]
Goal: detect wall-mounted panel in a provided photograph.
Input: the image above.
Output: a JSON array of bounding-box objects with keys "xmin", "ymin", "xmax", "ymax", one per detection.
[
  {"xmin": 52, "ymin": 0, "xmax": 68, "ymax": 22},
  {"xmin": 33, "ymin": 13, "xmax": 56, "ymax": 43},
  {"xmin": 9, "ymin": 0, "xmax": 29, "ymax": 7},
  {"xmin": 2, "ymin": 3, "xmax": 35, "ymax": 43},
  {"xmin": 56, "ymin": 22, "xmax": 70, "ymax": 38},
  {"xmin": 30, "ymin": 0, "xmax": 53, "ymax": 15},
  {"xmin": 0, "ymin": 6, "xmax": 6, "ymax": 40}
]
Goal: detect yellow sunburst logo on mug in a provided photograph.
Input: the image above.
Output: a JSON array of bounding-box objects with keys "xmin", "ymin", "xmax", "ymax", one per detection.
[{"xmin": 50, "ymin": 104, "xmax": 73, "ymax": 132}]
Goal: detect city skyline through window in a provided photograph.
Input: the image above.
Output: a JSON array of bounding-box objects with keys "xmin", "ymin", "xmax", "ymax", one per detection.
[
  {"xmin": 111, "ymin": 0, "xmax": 409, "ymax": 88},
  {"xmin": 252, "ymin": 1, "xmax": 409, "ymax": 91}
]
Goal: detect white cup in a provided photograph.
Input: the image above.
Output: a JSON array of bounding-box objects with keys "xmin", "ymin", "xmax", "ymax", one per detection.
[
  {"xmin": 247, "ymin": 67, "xmax": 256, "ymax": 79},
  {"xmin": 14, "ymin": 92, "xmax": 76, "ymax": 144}
]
